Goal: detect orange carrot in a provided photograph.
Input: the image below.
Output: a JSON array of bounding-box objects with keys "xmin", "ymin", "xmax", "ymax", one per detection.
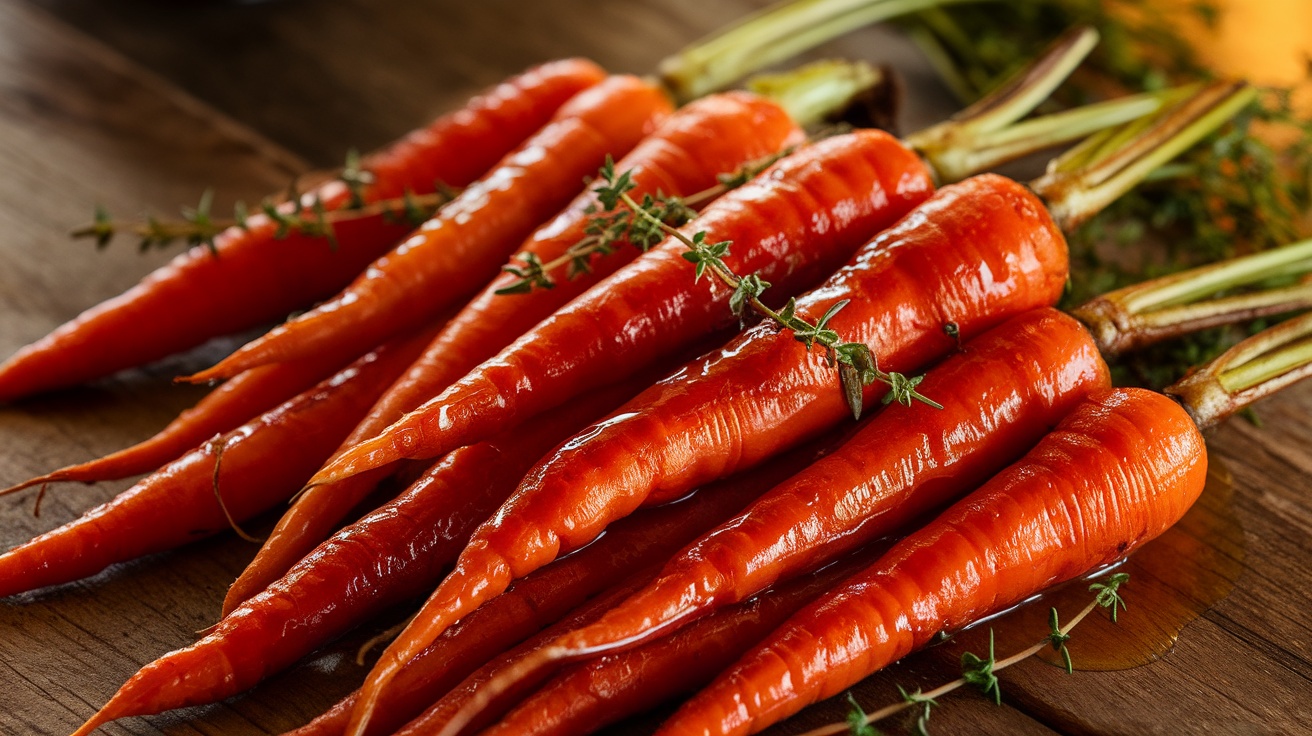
[
  {"xmin": 658, "ymin": 388, "xmax": 1207, "ymax": 736},
  {"xmin": 345, "ymin": 173, "xmax": 1066, "ymax": 734},
  {"xmin": 287, "ymin": 435, "xmax": 833, "ymax": 736},
  {"xmin": 62, "ymin": 377, "xmax": 645, "ymax": 735},
  {"xmin": 221, "ymin": 91, "xmax": 803, "ymax": 613},
  {"xmin": 187, "ymin": 75, "xmax": 673, "ymax": 382},
  {"xmin": 0, "ymin": 325, "xmax": 437, "ymax": 599},
  {"xmin": 485, "ymin": 545, "xmax": 891, "ymax": 736},
  {"xmin": 311, "ymin": 130, "xmax": 935, "ymax": 486},
  {"xmin": 1, "ymin": 339, "xmax": 367, "ymax": 496},
  {"xmin": 447, "ymin": 308, "xmax": 1109, "ymax": 722},
  {"xmin": 0, "ymin": 59, "xmax": 605, "ymax": 402}
]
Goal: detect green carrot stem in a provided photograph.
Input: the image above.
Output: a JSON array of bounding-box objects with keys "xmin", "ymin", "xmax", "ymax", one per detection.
[
  {"xmin": 1074, "ymin": 238, "xmax": 1312, "ymax": 356},
  {"xmin": 659, "ymin": 0, "xmax": 979, "ymax": 103},
  {"xmin": 1035, "ymin": 81, "xmax": 1256, "ymax": 231},
  {"xmin": 747, "ymin": 59, "xmax": 888, "ymax": 127},
  {"xmin": 1168, "ymin": 311, "xmax": 1312, "ymax": 429}
]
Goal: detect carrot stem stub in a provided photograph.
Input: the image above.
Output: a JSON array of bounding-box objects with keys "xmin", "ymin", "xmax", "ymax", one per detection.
[{"xmin": 658, "ymin": 388, "xmax": 1207, "ymax": 736}]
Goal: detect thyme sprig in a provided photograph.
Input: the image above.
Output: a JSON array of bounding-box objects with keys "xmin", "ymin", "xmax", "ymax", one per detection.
[
  {"xmin": 496, "ymin": 150, "xmax": 792, "ymax": 295},
  {"xmin": 798, "ymin": 572, "xmax": 1131, "ymax": 736},
  {"xmin": 584, "ymin": 161, "xmax": 938, "ymax": 419},
  {"xmin": 73, "ymin": 150, "xmax": 458, "ymax": 254}
]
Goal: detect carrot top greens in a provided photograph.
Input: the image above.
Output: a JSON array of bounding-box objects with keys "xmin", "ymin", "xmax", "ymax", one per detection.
[{"xmin": 902, "ymin": 1, "xmax": 1312, "ymax": 387}]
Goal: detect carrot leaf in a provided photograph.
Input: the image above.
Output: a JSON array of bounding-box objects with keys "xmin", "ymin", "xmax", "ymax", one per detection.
[
  {"xmin": 1090, "ymin": 571, "xmax": 1130, "ymax": 622},
  {"xmin": 843, "ymin": 693, "xmax": 883, "ymax": 736},
  {"xmin": 341, "ymin": 148, "xmax": 375, "ymax": 209},
  {"xmin": 1047, "ymin": 607, "xmax": 1074, "ymax": 674},
  {"xmin": 896, "ymin": 685, "xmax": 937, "ymax": 736},
  {"xmin": 960, "ymin": 629, "xmax": 1002, "ymax": 705}
]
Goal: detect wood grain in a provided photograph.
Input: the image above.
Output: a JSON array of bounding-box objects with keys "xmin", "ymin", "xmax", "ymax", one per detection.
[{"xmin": 2, "ymin": 0, "xmax": 1310, "ymax": 734}]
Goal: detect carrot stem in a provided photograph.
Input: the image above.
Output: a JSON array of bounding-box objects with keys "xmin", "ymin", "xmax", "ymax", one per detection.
[
  {"xmin": 1168, "ymin": 311, "xmax": 1312, "ymax": 429},
  {"xmin": 1074, "ymin": 238, "xmax": 1312, "ymax": 356},
  {"xmin": 745, "ymin": 59, "xmax": 886, "ymax": 127},
  {"xmin": 1035, "ymin": 81, "xmax": 1257, "ymax": 230},
  {"xmin": 659, "ymin": 0, "xmax": 979, "ymax": 103}
]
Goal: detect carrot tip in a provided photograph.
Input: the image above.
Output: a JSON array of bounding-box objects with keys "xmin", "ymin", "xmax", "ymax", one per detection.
[{"xmin": 69, "ymin": 706, "xmax": 115, "ymax": 736}]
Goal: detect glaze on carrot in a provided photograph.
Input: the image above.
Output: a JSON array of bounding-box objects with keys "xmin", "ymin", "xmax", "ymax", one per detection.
[
  {"xmin": 348, "ymin": 173, "xmax": 1068, "ymax": 731},
  {"xmin": 660, "ymin": 388, "xmax": 1207, "ymax": 736},
  {"xmin": 188, "ymin": 75, "xmax": 672, "ymax": 383},
  {"xmin": 312, "ymin": 130, "xmax": 935, "ymax": 487},
  {"xmin": 486, "ymin": 545, "xmax": 890, "ymax": 736},
  {"xmin": 461, "ymin": 308, "xmax": 1109, "ymax": 710},
  {"xmin": 0, "ymin": 326, "xmax": 437, "ymax": 599},
  {"xmin": 288, "ymin": 435, "xmax": 833, "ymax": 736},
  {"xmin": 221, "ymin": 91, "xmax": 803, "ymax": 613},
  {"xmin": 0, "ymin": 59, "xmax": 605, "ymax": 402}
]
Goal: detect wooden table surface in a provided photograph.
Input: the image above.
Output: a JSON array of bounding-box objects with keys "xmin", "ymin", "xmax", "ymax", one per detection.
[{"xmin": 1, "ymin": 1, "xmax": 1309, "ymax": 734}]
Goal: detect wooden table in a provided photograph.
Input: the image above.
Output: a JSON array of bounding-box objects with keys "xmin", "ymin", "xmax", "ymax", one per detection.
[{"xmin": 1, "ymin": 1, "xmax": 1309, "ymax": 734}]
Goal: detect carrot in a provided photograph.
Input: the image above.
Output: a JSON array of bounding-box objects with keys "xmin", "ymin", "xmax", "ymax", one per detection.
[
  {"xmin": 657, "ymin": 387, "xmax": 1208, "ymax": 736},
  {"xmin": 1, "ymin": 336, "xmax": 369, "ymax": 496},
  {"xmin": 451, "ymin": 307, "xmax": 1108, "ymax": 718},
  {"xmin": 0, "ymin": 325, "xmax": 437, "ymax": 599},
  {"xmin": 311, "ymin": 130, "xmax": 935, "ymax": 487},
  {"xmin": 289, "ymin": 435, "xmax": 834, "ymax": 736},
  {"xmin": 0, "ymin": 59, "xmax": 605, "ymax": 402},
  {"xmin": 187, "ymin": 75, "xmax": 673, "ymax": 383},
  {"xmin": 485, "ymin": 544, "xmax": 892, "ymax": 736},
  {"xmin": 221, "ymin": 91, "xmax": 804, "ymax": 613},
  {"xmin": 64, "ymin": 378, "xmax": 644, "ymax": 736},
  {"xmin": 345, "ymin": 172, "xmax": 1067, "ymax": 733}
]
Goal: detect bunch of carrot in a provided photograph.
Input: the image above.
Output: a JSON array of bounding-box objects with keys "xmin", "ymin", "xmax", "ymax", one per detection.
[{"xmin": 0, "ymin": 1, "xmax": 1294, "ymax": 734}]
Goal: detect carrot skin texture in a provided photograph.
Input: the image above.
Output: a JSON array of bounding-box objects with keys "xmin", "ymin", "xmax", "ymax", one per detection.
[
  {"xmin": 192, "ymin": 75, "xmax": 673, "ymax": 381},
  {"xmin": 318, "ymin": 129, "xmax": 936, "ymax": 484},
  {"xmin": 549, "ymin": 308, "xmax": 1110, "ymax": 660},
  {"xmin": 0, "ymin": 59, "xmax": 605, "ymax": 402},
  {"xmin": 222, "ymin": 92, "xmax": 802, "ymax": 613},
  {"xmin": 485, "ymin": 547, "xmax": 890, "ymax": 736},
  {"xmin": 290, "ymin": 439, "xmax": 832, "ymax": 736},
  {"xmin": 0, "ymin": 327, "xmax": 436, "ymax": 600},
  {"xmin": 352, "ymin": 173, "xmax": 1068, "ymax": 719},
  {"xmin": 70, "ymin": 383, "xmax": 642, "ymax": 734},
  {"xmin": 661, "ymin": 388, "xmax": 1208, "ymax": 736}
]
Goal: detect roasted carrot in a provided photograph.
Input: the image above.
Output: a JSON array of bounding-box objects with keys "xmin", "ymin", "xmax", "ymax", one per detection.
[
  {"xmin": 657, "ymin": 388, "xmax": 1207, "ymax": 736},
  {"xmin": 64, "ymin": 378, "xmax": 644, "ymax": 736},
  {"xmin": 345, "ymin": 171, "xmax": 1067, "ymax": 733},
  {"xmin": 311, "ymin": 130, "xmax": 934, "ymax": 487},
  {"xmin": 221, "ymin": 91, "xmax": 804, "ymax": 613},
  {"xmin": 451, "ymin": 307, "xmax": 1108, "ymax": 716},
  {"xmin": 0, "ymin": 325, "xmax": 437, "ymax": 599},
  {"xmin": 485, "ymin": 545, "xmax": 892, "ymax": 736},
  {"xmin": 288, "ymin": 436, "xmax": 834, "ymax": 736},
  {"xmin": 187, "ymin": 75, "xmax": 672, "ymax": 382},
  {"xmin": 0, "ymin": 59, "xmax": 605, "ymax": 402},
  {"xmin": 1, "ymin": 337, "xmax": 370, "ymax": 496}
]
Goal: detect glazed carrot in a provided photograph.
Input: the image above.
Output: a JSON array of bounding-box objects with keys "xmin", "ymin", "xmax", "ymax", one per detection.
[
  {"xmin": 486, "ymin": 545, "xmax": 891, "ymax": 736},
  {"xmin": 188, "ymin": 75, "xmax": 673, "ymax": 382},
  {"xmin": 658, "ymin": 388, "xmax": 1208, "ymax": 736},
  {"xmin": 397, "ymin": 575, "xmax": 660, "ymax": 736},
  {"xmin": 346, "ymin": 172, "xmax": 1067, "ymax": 732},
  {"xmin": 312, "ymin": 130, "xmax": 935, "ymax": 487},
  {"xmin": 0, "ymin": 325, "xmax": 437, "ymax": 599},
  {"xmin": 1, "ymin": 337, "xmax": 370, "ymax": 496},
  {"xmin": 0, "ymin": 59, "xmax": 605, "ymax": 402},
  {"xmin": 455, "ymin": 307, "xmax": 1108, "ymax": 713},
  {"xmin": 289, "ymin": 437, "xmax": 833, "ymax": 736},
  {"xmin": 65, "ymin": 379, "xmax": 644, "ymax": 736},
  {"xmin": 221, "ymin": 91, "xmax": 804, "ymax": 613}
]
